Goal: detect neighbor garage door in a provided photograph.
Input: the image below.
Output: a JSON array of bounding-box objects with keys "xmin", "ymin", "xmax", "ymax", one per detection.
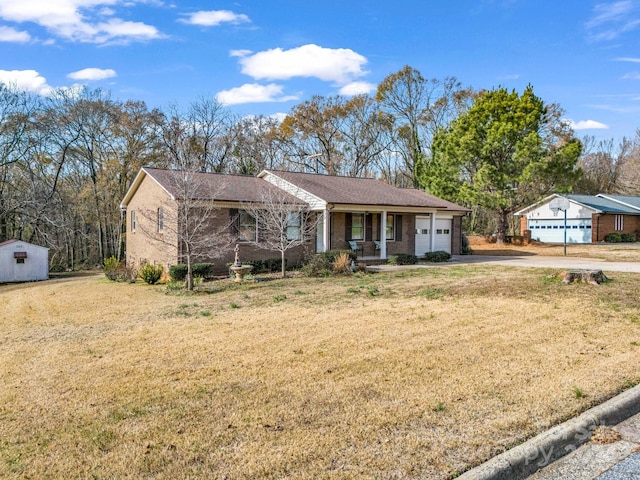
[
  {"xmin": 434, "ymin": 218, "xmax": 452, "ymax": 253},
  {"xmin": 527, "ymin": 219, "xmax": 592, "ymax": 244}
]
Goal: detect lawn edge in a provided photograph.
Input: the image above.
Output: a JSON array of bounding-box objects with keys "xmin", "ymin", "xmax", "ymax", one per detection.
[{"xmin": 457, "ymin": 382, "xmax": 640, "ymax": 480}]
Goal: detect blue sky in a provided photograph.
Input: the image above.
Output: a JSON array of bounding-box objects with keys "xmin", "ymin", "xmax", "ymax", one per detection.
[{"xmin": 1, "ymin": 0, "xmax": 639, "ymax": 143}]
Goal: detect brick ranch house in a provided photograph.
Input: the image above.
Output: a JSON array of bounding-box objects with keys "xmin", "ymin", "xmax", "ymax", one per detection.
[
  {"xmin": 120, "ymin": 167, "xmax": 469, "ymax": 273},
  {"xmin": 516, "ymin": 193, "xmax": 640, "ymax": 243}
]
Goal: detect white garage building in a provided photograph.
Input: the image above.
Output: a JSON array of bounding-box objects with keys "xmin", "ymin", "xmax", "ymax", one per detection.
[
  {"xmin": 516, "ymin": 194, "xmax": 640, "ymax": 244},
  {"xmin": 0, "ymin": 239, "xmax": 49, "ymax": 283}
]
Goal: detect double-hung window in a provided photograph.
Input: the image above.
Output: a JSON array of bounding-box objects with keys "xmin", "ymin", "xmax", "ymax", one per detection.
[
  {"xmin": 286, "ymin": 213, "xmax": 301, "ymax": 240},
  {"xmin": 351, "ymin": 213, "xmax": 364, "ymax": 240},
  {"xmin": 239, "ymin": 210, "xmax": 257, "ymax": 242},
  {"xmin": 131, "ymin": 211, "xmax": 136, "ymax": 232},
  {"xmin": 386, "ymin": 214, "xmax": 395, "ymax": 241},
  {"xmin": 615, "ymin": 214, "xmax": 624, "ymax": 231}
]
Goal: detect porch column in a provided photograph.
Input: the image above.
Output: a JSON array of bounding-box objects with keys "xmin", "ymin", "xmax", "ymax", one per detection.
[
  {"xmin": 323, "ymin": 209, "xmax": 330, "ymax": 252},
  {"xmin": 430, "ymin": 213, "xmax": 437, "ymax": 252},
  {"xmin": 380, "ymin": 211, "xmax": 387, "ymax": 259}
]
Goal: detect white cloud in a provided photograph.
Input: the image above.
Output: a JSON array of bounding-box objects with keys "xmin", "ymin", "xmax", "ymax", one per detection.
[
  {"xmin": 622, "ymin": 72, "xmax": 640, "ymax": 79},
  {"xmin": 0, "ymin": 69, "xmax": 52, "ymax": 95},
  {"xmin": 180, "ymin": 10, "xmax": 250, "ymax": 26},
  {"xmin": 0, "ymin": 25, "xmax": 31, "ymax": 42},
  {"xmin": 235, "ymin": 44, "xmax": 369, "ymax": 85},
  {"xmin": 67, "ymin": 67, "xmax": 117, "ymax": 80},
  {"xmin": 615, "ymin": 57, "xmax": 640, "ymax": 62},
  {"xmin": 338, "ymin": 81, "xmax": 376, "ymax": 96},
  {"xmin": 0, "ymin": 0, "xmax": 162, "ymax": 44},
  {"xmin": 216, "ymin": 83, "xmax": 299, "ymax": 105},
  {"xmin": 585, "ymin": 1, "xmax": 640, "ymax": 41},
  {"xmin": 568, "ymin": 119, "xmax": 609, "ymax": 130}
]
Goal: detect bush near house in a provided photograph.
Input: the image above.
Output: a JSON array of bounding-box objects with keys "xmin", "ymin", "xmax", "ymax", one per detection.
[
  {"xmin": 242, "ymin": 258, "xmax": 287, "ymax": 274},
  {"xmin": 103, "ymin": 257, "xmax": 137, "ymax": 283},
  {"xmin": 302, "ymin": 249, "xmax": 356, "ymax": 277},
  {"xmin": 387, "ymin": 254, "xmax": 418, "ymax": 265},
  {"xmin": 169, "ymin": 263, "xmax": 215, "ymax": 282},
  {"xmin": 138, "ymin": 263, "xmax": 164, "ymax": 285},
  {"xmin": 605, "ymin": 232, "xmax": 637, "ymax": 243},
  {"xmin": 423, "ymin": 251, "xmax": 452, "ymax": 262}
]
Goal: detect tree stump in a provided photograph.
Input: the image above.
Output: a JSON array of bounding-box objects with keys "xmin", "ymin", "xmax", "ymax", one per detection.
[{"xmin": 561, "ymin": 269, "xmax": 609, "ymax": 285}]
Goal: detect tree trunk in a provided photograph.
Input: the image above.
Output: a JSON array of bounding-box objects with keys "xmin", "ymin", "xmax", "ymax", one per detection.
[
  {"xmin": 186, "ymin": 253, "xmax": 194, "ymax": 291},
  {"xmin": 281, "ymin": 250, "xmax": 286, "ymax": 278},
  {"xmin": 495, "ymin": 210, "xmax": 508, "ymax": 244}
]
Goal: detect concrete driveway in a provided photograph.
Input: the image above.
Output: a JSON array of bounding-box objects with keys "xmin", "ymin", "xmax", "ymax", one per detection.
[
  {"xmin": 450, "ymin": 255, "xmax": 640, "ymax": 273},
  {"xmin": 369, "ymin": 255, "xmax": 640, "ymax": 273}
]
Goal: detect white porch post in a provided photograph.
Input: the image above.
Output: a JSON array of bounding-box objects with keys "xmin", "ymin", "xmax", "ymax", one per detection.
[
  {"xmin": 380, "ymin": 211, "xmax": 387, "ymax": 259},
  {"xmin": 323, "ymin": 209, "xmax": 330, "ymax": 252},
  {"xmin": 429, "ymin": 213, "xmax": 437, "ymax": 252}
]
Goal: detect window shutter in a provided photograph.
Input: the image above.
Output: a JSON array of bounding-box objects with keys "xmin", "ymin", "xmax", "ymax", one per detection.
[
  {"xmin": 345, "ymin": 213, "xmax": 352, "ymax": 241},
  {"xmin": 396, "ymin": 215, "xmax": 403, "ymax": 241},
  {"xmin": 365, "ymin": 213, "xmax": 373, "ymax": 241},
  {"xmin": 376, "ymin": 214, "xmax": 381, "ymax": 241}
]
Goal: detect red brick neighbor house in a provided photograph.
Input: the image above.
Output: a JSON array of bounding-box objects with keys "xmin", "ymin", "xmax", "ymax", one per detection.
[
  {"xmin": 515, "ymin": 194, "xmax": 640, "ymax": 244},
  {"xmin": 120, "ymin": 167, "xmax": 469, "ymax": 273}
]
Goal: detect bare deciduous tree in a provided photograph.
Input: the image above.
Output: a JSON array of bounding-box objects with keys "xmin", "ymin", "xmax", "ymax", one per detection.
[{"xmin": 241, "ymin": 186, "xmax": 319, "ymax": 278}]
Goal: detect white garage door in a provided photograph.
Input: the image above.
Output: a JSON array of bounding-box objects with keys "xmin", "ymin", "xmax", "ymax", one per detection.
[
  {"xmin": 528, "ymin": 219, "xmax": 592, "ymax": 244},
  {"xmin": 415, "ymin": 217, "xmax": 453, "ymax": 255},
  {"xmin": 415, "ymin": 216, "xmax": 431, "ymax": 257},
  {"xmin": 434, "ymin": 218, "xmax": 452, "ymax": 253}
]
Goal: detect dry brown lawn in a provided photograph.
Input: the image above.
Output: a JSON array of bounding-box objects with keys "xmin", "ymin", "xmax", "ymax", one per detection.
[
  {"xmin": 1, "ymin": 264, "xmax": 640, "ymax": 479},
  {"xmin": 468, "ymin": 235, "xmax": 640, "ymax": 261}
]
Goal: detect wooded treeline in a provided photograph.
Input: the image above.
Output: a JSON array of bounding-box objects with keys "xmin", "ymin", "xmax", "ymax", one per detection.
[{"xmin": 1, "ymin": 66, "xmax": 639, "ymax": 268}]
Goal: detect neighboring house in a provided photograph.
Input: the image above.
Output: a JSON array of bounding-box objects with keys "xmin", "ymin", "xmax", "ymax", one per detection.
[
  {"xmin": 120, "ymin": 167, "xmax": 469, "ymax": 273},
  {"xmin": 0, "ymin": 239, "xmax": 49, "ymax": 283},
  {"xmin": 515, "ymin": 194, "xmax": 640, "ymax": 244}
]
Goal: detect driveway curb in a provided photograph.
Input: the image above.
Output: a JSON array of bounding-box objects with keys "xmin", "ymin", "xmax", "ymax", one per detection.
[{"xmin": 457, "ymin": 383, "xmax": 640, "ymax": 480}]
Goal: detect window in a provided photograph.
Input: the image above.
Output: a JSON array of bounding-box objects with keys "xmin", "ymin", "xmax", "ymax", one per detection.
[
  {"xmin": 386, "ymin": 214, "xmax": 395, "ymax": 241},
  {"xmin": 157, "ymin": 208, "xmax": 164, "ymax": 232},
  {"xmin": 286, "ymin": 213, "xmax": 301, "ymax": 240},
  {"xmin": 351, "ymin": 213, "xmax": 364, "ymax": 240},
  {"xmin": 131, "ymin": 211, "xmax": 136, "ymax": 232},
  {"xmin": 16, "ymin": 258, "xmax": 25, "ymax": 264},
  {"xmin": 239, "ymin": 210, "xmax": 257, "ymax": 242},
  {"xmin": 615, "ymin": 215, "xmax": 624, "ymax": 231}
]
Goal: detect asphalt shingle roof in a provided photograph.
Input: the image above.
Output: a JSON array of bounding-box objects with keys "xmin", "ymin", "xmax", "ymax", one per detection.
[
  {"xmin": 144, "ymin": 168, "xmax": 301, "ymax": 204},
  {"xmin": 265, "ymin": 170, "xmax": 469, "ymax": 211},
  {"xmin": 567, "ymin": 194, "xmax": 640, "ymax": 214}
]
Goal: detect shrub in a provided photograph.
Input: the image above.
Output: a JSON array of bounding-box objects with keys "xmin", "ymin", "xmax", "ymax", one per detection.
[
  {"xmin": 423, "ymin": 250, "xmax": 451, "ymax": 263},
  {"xmin": 103, "ymin": 256, "xmax": 137, "ymax": 283},
  {"xmin": 387, "ymin": 253, "xmax": 418, "ymax": 265},
  {"xmin": 301, "ymin": 255, "xmax": 333, "ymax": 277},
  {"xmin": 332, "ymin": 252, "xmax": 353, "ymax": 275},
  {"xmin": 461, "ymin": 234, "xmax": 473, "ymax": 255},
  {"xmin": 169, "ymin": 263, "xmax": 215, "ymax": 282},
  {"xmin": 604, "ymin": 233, "xmax": 622, "ymax": 243},
  {"xmin": 139, "ymin": 263, "xmax": 164, "ymax": 285},
  {"xmin": 169, "ymin": 264, "xmax": 188, "ymax": 282},
  {"xmin": 621, "ymin": 233, "xmax": 637, "ymax": 242},
  {"xmin": 301, "ymin": 250, "xmax": 356, "ymax": 277},
  {"xmin": 243, "ymin": 258, "xmax": 285, "ymax": 274},
  {"xmin": 193, "ymin": 263, "xmax": 215, "ymax": 279}
]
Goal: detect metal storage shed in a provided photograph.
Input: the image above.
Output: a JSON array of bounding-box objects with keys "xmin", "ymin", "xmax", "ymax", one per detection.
[{"xmin": 0, "ymin": 240, "xmax": 49, "ymax": 283}]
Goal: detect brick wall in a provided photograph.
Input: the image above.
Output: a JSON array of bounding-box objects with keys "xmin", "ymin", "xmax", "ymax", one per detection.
[{"xmin": 592, "ymin": 214, "xmax": 640, "ymax": 242}]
